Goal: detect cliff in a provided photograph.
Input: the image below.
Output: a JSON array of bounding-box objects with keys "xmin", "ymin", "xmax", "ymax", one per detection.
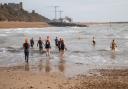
[{"xmin": 0, "ymin": 3, "xmax": 50, "ymax": 22}]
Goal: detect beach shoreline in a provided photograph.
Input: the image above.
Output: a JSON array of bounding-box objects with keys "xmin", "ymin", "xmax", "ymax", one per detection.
[
  {"xmin": 0, "ymin": 22, "xmax": 49, "ymax": 28},
  {"xmin": 0, "ymin": 23, "xmax": 128, "ymax": 89},
  {"xmin": 0, "ymin": 65, "xmax": 128, "ymax": 89}
]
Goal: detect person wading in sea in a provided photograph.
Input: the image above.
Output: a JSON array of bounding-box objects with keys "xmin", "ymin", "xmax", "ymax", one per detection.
[
  {"xmin": 58, "ymin": 38, "xmax": 62, "ymax": 52},
  {"xmin": 92, "ymin": 36, "xmax": 96, "ymax": 46},
  {"xmin": 30, "ymin": 37, "xmax": 34, "ymax": 48},
  {"xmin": 45, "ymin": 36, "xmax": 51, "ymax": 56},
  {"xmin": 37, "ymin": 37, "xmax": 44, "ymax": 53},
  {"xmin": 59, "ymin": 38, "xmax": 67, "ymax": 57},
  {"xmin": 23, "ymin": 38, "xmax": 30, "ymax": 63},
  {"xmin": 110, "ymin": 39, "xmax": 117, "ymax": 52},
  {"xmin": 55, "ymin": 37, "xmax": 58, "ymax": 47}
]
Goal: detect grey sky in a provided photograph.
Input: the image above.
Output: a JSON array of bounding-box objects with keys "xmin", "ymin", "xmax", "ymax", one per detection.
[{"xmin": 1, "ymin": 0, "xmax": 128, "ymax": 22}]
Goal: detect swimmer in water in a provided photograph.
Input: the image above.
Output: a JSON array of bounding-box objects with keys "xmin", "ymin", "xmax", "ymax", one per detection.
[
  {"xmin": 58, "ymin": 38, "xmax": 62, "ymax": 52},
  {"xmin": 110, "ymin": 39, "xmax": 117, "ymax": 51},
  {"xmin": 55, "ymin": 37, "xmax": 58, "ymax": 47},
  {"xmin": 23, "ymin": 38, "xmax": 30, "ymax": 63},
  {"xmin": 30, "ymin": 37, "xmax": 34, "ymax": 48},
  {"xmin": 37, "ymin": 37, "xmax": 44, "ymax": 53},
  {"xmin": 92, "ymin": 36, "xmax": 96, "ymax": 46},
  {"xmin": 59, "ymin": 38, "xmax": 67, "ymax": 57},
  {"xmin": 45, "ymin": 36, "xmax": 51, "ymax": 56}
]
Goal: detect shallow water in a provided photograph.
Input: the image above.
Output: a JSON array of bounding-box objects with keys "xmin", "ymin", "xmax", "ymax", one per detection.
[{"xmin": 0, "ymin": 23, "xmax": 128, "ymax": 77}]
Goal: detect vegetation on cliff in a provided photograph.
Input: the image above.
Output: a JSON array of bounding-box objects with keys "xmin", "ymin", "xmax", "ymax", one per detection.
[{"xmin": 0, "ymin": 3, "xmax": 50, "ymax": 22}]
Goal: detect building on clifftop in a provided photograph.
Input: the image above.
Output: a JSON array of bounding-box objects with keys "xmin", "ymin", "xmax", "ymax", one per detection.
[{"xmin": 7, "ymin": 2, "xmax": 23, "ymax": 10}]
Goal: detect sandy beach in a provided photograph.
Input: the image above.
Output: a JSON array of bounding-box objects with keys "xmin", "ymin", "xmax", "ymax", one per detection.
[
  {"xmin": 0, "ymin": 22, "xmax": 49, "ymax": 28},
  {"xmin": 0, "ymin": 67, "xmax": 128, "ymax": 89}
]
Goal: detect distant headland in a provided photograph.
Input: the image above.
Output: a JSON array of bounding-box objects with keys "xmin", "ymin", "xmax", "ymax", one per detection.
[
  {"xmin": 0, "ymin": 2, "xmax": 88, "ymax": 28},
  {"xmin": 0, "ymin": 2, "xmax": 49, "ymax": 22}
]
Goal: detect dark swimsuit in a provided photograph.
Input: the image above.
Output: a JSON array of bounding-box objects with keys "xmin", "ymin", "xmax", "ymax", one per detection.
[
  {"xmin": 93, "ymin": 40, "xmax": 96, "ymax": 45},
  {"xmin": 23, "ymin": 43, "xmax": 29, "ymax": 62},
  {"xmin": 30, "ymin": 39, "xmax": 34, "ymax": 47},
  {"xmin": 38, "ymin": 40, "xmax": 43, "ymax": 49},
  {"xmin": 45, "ymin": 40, "xmax": 51, "ymax": 49},
  {"xmin": 55, "ymin": 38, "xmax": 58, "ymax": 46},
  {"xmin": 60, "ymin": 42, "xmax": 65, "ymax": 50}
]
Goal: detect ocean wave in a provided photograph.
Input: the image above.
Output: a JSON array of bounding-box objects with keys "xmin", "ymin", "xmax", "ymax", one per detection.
[{"xmin": 0, "ymin": 34, "xmax": 7, "ymax": 37}]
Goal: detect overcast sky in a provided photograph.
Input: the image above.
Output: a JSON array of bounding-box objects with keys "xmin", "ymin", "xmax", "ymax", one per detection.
[{"xmin": 1, "ymin": 0, "xmax": 128, "ymax": 22}]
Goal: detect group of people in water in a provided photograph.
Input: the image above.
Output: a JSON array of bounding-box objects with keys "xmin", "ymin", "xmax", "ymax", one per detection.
[
  {"xmin": 23, "ymin": 36, "xmax": 117, "ymax": 63},
  {"xmin": 92, "ymin": 37, "xmax": 117, "ymax": 51},
  {"xmin": 23, "ymin": 36, "xmax": 66, "ymax": 63}
]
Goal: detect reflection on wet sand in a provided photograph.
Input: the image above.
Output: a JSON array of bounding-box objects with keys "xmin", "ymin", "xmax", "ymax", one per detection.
[
  {"xmin": 25, "ymin": 62, "xmax": 29, "ymax": 71},
  {"xmin": 30, "ymin": 48, "xmax": 34, "ymax": 56},
  {"xmin": 38, "ymin": 59, "xmax": 43, "ymax": 71},
  {"xmin": 58, "ymin": 61, "xmax": 65, "ymax": 72},
  {"xmin": 110, "ymin": 51, "xmax": 117, "ymax": 65},
  {"xmin": 45, "ymin": 58, "xmax": 51, "ymax": 73},
  {"xmin": 58, "ymin": 57, "xmax": 65, "ymax": 73}
]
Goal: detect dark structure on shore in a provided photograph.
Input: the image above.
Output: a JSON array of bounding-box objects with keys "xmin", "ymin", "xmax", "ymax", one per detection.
[
  {"xmin": 48, "ymin": 16, "xmax": 87, "ymax": 27},
  {"xmin": 48, "ymin": 21, "xmax": 87, "ymax": 27}
]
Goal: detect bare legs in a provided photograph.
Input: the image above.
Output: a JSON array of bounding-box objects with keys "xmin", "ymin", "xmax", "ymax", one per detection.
[
  {"xmin": 60, "ymin": 50, "xmax": 64, "ymax": 58},
  {"xmin": 46, "ymin": 48, "xmax": 50, "ymax": 57}
]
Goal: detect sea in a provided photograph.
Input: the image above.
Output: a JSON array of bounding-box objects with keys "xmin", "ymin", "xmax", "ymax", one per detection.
[{"xmin": 0, "ymin": 23, "xmax": 128, "ymax": 77}]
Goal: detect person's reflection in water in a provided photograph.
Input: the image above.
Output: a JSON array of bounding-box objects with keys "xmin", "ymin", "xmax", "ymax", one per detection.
[
  {"xmin": 58, "ymin": 57, "xmax": 65, "ymax": 73},
  {"xmin": 111, "ymin": 51, "xmax": 116, "ymax": 60},
  {"xmin": 30, "ymin": 48, "xmax": 34, "ymax": 57},
  {"xmin": 25, "ymin": 62, "xmax": 29, "ymax": 71},
  {"xmin": 110, "ymin": 51, "xmax": 117, "ymax": 64},
  {"xmin": 45, "ymin": 58, "xmax": 51, "ymax": 73},
  {"xmin": 38, "ymin": 59, "xmax": 43, "ymax": 71}
]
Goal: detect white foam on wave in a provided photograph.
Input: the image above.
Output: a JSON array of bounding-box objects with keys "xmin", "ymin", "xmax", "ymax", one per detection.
[
  {"xmin": 115, "ymin": 48, "xmax": 120, "ymax": 52},
  {"xmin": 0, "ymin": 28, "xmax": 80, "ymax": 38},
  {"xmin": 91, "ymin": 56, "xmax": 107, "ymax": 65},
  {"xmin": 123, "ymin": 35, "xmax": 128, "ymax": 39},
  {"xmin": 0, "ymin": 28, "xmax": 14, "ymax": 31},
  {"xmin": 67, "ymin": 53, "xmax": 124, "ymax": 67},
  {"xmin": 14, "ymin": 28, "xmax": 79, "ymax": 36},
  {"xmin": 0, "ymin": 34, "xmax": 7, "ymax": 36}
]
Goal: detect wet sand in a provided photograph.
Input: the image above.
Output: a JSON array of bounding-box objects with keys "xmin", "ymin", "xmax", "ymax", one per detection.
[
  {"xmin": 0, "ymin": 66, "xmax": 128, "ymax": 89},
  {"xmin": 0, "ymin": 22, "xmax": 49, "ymax": 28}
]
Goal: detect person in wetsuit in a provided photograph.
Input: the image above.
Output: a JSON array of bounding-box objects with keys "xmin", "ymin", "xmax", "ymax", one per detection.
[
  {"xmin": 111, "ymin": 39, "xmax": 117, "ymax": 51},
  {"xmin": 92, "ymin": 36, "xmax": 96, "ymax": 46},
  {"xmin": 55, "ymin": 37, "xmax": 58, "ymax": 47},
  {"xmin": 59, "ymin": 39, "xmax": 66, "ymax": 57},
  {"xmin": 30, "ymin": 37, "xmax": 34, "ymax": 48},
  {"xmin": 23, "ymin": 39, "xmax": 30, "ymax": 63},
  {"xmin": 58, "ymin": 38, "xmax": 62, "ymax": 52},
  {"xmin": 37, "ymin": 37, "xmax": 43, "ymax": 53},
  {"xmin": 45, "ymin": 36, "xmax": 51, "ymax": 56}
]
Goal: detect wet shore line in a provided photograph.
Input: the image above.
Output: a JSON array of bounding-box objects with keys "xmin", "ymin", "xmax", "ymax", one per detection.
[{"xmin": 0, "ymin": 67, "xmax": 128, "ymax": 89}]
